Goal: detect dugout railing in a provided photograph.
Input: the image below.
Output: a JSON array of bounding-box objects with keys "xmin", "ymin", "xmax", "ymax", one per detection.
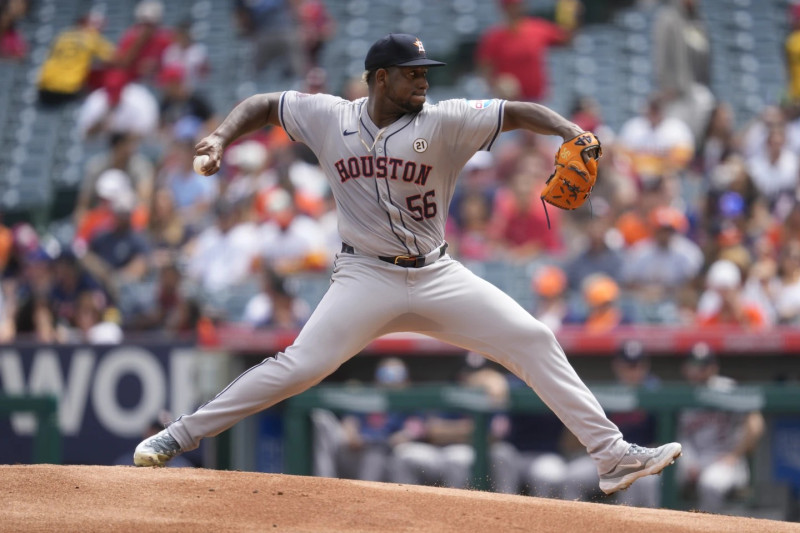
[
  {"xmin": 0, "ymin": 395, "xmax": 61, "ymax": 464},
  {"xmin": 283, "ymin": 383, "xmax": 800, "ymax": 510}
]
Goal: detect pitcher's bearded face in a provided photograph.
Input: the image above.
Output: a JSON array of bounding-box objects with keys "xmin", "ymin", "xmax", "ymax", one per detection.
[{"xmin": 384, "ymin": 67, "xmax": 429, "ymax": 113}]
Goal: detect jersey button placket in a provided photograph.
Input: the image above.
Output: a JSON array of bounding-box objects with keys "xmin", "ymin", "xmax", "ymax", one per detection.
[{"xmin": 377, "ymin": 144, "xmax": 388, "ymax": 207}]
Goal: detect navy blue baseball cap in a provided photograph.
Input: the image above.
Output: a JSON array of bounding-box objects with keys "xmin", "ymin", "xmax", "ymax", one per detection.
[{"xmin": 364, "ymin": 33, "xmax": 446, "ymax": 71}]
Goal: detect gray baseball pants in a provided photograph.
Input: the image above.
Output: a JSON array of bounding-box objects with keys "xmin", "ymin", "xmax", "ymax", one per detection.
[{"xmin": 167, "ymin": 253, "xmax": 629, "ymax": 475}]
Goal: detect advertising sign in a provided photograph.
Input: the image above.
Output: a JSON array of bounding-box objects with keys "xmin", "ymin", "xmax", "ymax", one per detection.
[{"xmin": 0, "ymin": 344, "xmax": 201, "ymax": 465}]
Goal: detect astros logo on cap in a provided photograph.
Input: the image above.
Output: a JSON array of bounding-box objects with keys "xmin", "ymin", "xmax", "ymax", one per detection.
[{"xmin": 414, "ymin": 39, "xmax": 425, "ymax": 53}]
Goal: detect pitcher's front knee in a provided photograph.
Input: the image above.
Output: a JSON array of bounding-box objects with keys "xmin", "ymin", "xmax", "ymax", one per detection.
[
  {"xmin": 520, "ymin": 320, "xmax": 559, "ymax": 348},
  {"xmin": 274, "ymin": 351, "xmax": 341, "ymax": 392}
]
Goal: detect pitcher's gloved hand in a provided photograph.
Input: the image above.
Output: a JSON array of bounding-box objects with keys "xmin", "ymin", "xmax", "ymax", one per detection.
[{"xmin": 541, "ymin": 131, "xmax": 602, "ymax": 210}]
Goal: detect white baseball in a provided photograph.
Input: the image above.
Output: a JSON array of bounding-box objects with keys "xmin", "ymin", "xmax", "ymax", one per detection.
[{"xmin": 193, "ymin": 155, "xmax": 210, "ymax": 175}]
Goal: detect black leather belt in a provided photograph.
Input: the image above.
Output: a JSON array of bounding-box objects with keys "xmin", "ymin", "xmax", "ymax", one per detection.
[{"xmin": 341, "ymin": 242, "xmax": 448, "ymax": 268}]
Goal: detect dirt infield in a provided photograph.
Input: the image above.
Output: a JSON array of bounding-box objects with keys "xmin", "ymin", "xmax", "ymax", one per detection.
[{"xmin": 2, "ymin": 465, "xmax": 799, "ymax": 533}]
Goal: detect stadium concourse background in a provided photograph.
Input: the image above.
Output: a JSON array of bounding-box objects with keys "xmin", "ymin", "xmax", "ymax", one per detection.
[{"xmin": 3, "ymin": 0, "xmax": 800, "ymax": 528}]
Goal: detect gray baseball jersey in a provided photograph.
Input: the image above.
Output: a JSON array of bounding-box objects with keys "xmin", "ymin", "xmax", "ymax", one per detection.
[{"xmin": 279, "ymin": 92, "xmax": 504, "ymax": 257}]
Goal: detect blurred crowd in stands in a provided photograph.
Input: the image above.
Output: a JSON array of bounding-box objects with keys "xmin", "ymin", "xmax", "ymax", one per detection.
[{"xmin": 0, "ymin": 0, "xmax": 798, "ymax": 344}]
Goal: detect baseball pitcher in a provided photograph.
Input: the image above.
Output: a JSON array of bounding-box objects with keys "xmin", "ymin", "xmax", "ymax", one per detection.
[{"xmin": 135, "ymin": 33, "xmax": 681, "ymax": 496}]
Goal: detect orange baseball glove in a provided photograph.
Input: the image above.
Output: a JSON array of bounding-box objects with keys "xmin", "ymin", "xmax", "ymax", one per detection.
[{"xmin": 541, "ymin": 131, "xmax": 602, "ymax": 211}]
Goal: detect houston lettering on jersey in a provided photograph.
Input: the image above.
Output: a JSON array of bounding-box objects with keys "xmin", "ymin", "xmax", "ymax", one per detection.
[{"xmin": 334, "ymin": 156, "xmax": 432, "ymax": 186}]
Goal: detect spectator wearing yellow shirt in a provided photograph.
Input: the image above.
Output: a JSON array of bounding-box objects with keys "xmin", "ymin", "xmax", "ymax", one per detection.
[
  {"xmin": 785, "ymin": 4, "xmax": 800, "ymax": 104},
  {"xmin": 37, "ymin": 11, "xmax": 115, "ymax": 107}
]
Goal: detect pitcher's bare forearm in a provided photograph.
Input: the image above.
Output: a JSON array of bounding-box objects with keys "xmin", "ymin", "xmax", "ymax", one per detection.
[
  {"xmin": 502, "ymin": 100, "xmax": 583, "ymax": 139},
  {"xmin": 194, "ymin": 93, "xmax": 282, "ymax": 175},
  {"xmin": 211, "ymin": 92, "xmax": 283, "ymax": 148}
]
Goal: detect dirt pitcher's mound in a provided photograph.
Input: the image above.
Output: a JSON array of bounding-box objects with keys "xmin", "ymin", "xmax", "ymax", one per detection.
[{"xmin": 1, "ymin": 465, "xmax": 798, "ymax": 533}]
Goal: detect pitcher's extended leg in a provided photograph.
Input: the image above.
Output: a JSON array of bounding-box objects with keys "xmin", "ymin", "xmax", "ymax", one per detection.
[
  {"xmin": 167, "ymin": 256, "xmax": 408, "ymax": 452},
  {"xmin": 411, "ymin": 259, "xmax": 628, "ymax": 474}
]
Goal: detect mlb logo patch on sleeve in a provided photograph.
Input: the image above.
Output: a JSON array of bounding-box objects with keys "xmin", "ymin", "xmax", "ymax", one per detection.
[{"xmin": 467, "ymin": 99, "xmax": 494, "ymax": 109}]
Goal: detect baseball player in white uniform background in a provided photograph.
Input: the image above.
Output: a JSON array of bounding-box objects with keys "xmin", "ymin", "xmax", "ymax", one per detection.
[{"xmin": 135, "ymin": 33, "xmax": 681, "ymax": 496}]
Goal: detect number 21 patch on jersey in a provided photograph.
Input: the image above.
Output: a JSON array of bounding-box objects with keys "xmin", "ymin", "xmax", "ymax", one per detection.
[{"xmin": 468, "ymin": 99, "xmax": 494, "ymax": 109}]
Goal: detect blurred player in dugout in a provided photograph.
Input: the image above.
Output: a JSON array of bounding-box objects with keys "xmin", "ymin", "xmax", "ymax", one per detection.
[
  {"xmin": 312, "ymin": 356, "xmax": 515, "ymax": 490},
  {"xmin": 311, "ymin": 358, "xmax": 416, "ymax": 482},
  {"xmin": 677, "ymin": 343, "xmax": 765, "ymax": 514},
  {"xmin": 492, "ymin": 341, "xmax": 664, "ymax": 505}
]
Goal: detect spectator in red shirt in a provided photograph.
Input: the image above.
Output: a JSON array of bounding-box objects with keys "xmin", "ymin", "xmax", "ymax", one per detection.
[
  {"xmin": 488, "ymin": 154, "xmax": 562, "ymax": 261},
  {"xmin": 696, "ymin": 259, "xmax": 767, "ymax": 329},
  {"xmin": 296, "ymin": 0, "xmax": 335, "ymax": 69},
  {"xmin": 475, "ymin": 0, "xmax": 571, "ymax": 101},
  {"xmin": 0, "ymin": 0, "xmax": 28, "ymax": 60},
  {"xmin": 115, "ymin": 1, "xmax": 172, "ymax": 83}
]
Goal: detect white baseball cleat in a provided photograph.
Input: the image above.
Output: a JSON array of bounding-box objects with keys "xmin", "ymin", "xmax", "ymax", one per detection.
[
  {"xmin": 599, "ymin": 442, "xmax": 682, "ymax": 495},
  {"xmin": 133, "ymin": 428, "xmax": 183, "ymax": 467}
]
